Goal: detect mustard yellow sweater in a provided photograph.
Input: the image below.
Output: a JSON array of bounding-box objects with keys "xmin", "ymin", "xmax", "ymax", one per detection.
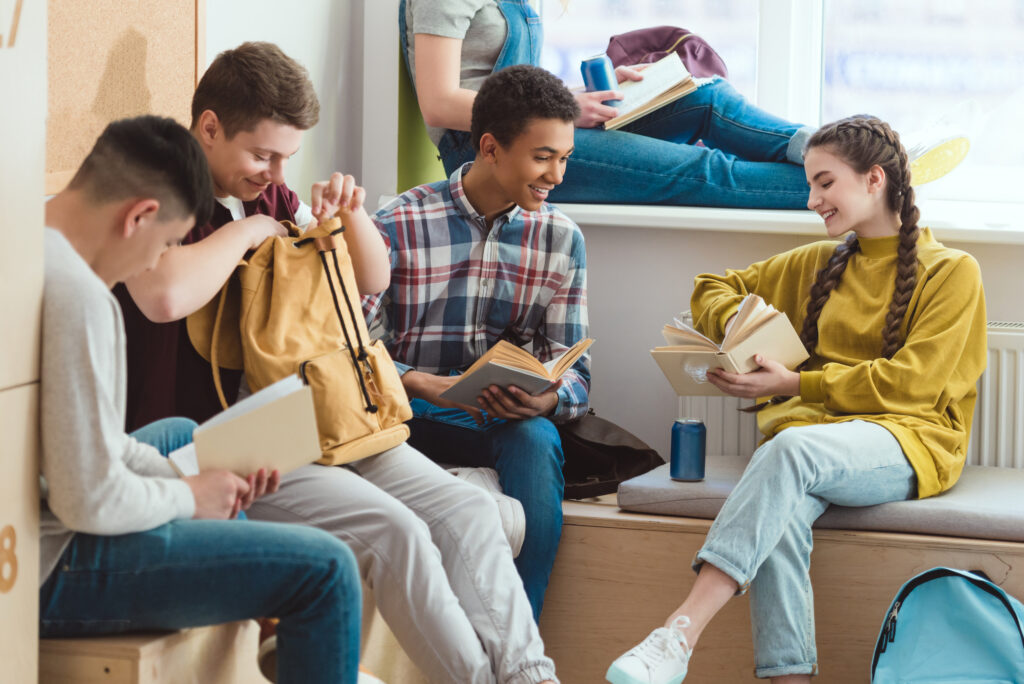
[{"xmin": 691, "ymin": 228, "xmax": 987, "ymax": 498}]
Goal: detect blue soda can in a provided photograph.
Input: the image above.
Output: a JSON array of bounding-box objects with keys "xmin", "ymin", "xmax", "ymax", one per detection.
[
  {"xmin": 670, "ymin": 419, "xmax": 706, "ymax": 481},
  {"xmin": 580, "ymin": 54, "xmax": 622, "ymax": 106}
]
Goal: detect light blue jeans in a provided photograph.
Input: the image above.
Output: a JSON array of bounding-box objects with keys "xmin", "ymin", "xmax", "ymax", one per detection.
[
  {"xmin": 39, "ymin": 418, "xmax": 362, "ymax": 684},
  {"xmin": 439, "ymin": 78, "xmax": 813, "ymax": 209},
  {"xmin": 694, "ymin": 421, "xmax": 917, "ymax": 678},
  {"xmin": 407, "ymin": 399, "xmax": 565, "ymax": 621}
]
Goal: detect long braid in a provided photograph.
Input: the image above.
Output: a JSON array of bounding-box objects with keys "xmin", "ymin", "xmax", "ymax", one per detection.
[
  {"xmin": 798, "ymin": 234, "xmax": 860, "ymax": 360},
  {"xmin": 879, "ymin": 128, "xmax": 920, "ymax": 358},
  {"xmin": 744, "ymin": 115, "xmax": 920, "ymax": 412}
]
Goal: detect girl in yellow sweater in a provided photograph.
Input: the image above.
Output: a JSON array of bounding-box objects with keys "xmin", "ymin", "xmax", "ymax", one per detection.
[{"xmin": 607, "ymin": 115, "xmax": 987, "ymax": 684}]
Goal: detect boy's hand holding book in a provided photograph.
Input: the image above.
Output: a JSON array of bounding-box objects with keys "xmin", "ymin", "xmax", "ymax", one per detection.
[{"xmin": 439, "ymin": 338, "xmax": 593, "ymax": 410}]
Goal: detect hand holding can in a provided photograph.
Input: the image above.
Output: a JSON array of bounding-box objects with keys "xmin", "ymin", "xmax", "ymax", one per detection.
[{"xmin": 580, "ymin": 54, "xmax": 622, "ymax": 107}]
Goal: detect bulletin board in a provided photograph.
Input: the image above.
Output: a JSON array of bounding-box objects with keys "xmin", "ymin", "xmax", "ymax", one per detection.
[{"xmin": 46, "ymin": 0, "xmax": 205, "ymax": 194}]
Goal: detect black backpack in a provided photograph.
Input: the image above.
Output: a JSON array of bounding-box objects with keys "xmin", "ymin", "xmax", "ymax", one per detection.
[{"xmin": 558, "ymin": 410, "xmax": 664, "ymax": 499}]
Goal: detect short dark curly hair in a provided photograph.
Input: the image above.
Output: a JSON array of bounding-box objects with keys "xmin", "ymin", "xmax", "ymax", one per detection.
[{"xmin": 470, "ymin": 65, "xmax": 580, "ymax": 152}]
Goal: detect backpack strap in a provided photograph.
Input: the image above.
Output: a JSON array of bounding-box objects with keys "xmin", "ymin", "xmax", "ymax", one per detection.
[
  {"xmin": 208, "ymin": 282, "xmax": 232, "ymax": 410},
  {"xmin": 316, "ymin": 232, "xmax": 379, "ymax": 414}
]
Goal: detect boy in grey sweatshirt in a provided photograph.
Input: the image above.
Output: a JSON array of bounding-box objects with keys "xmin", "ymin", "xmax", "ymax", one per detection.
[{"xmin": 39, "ymin": 115, "xmax": 361, "ymax": 683}]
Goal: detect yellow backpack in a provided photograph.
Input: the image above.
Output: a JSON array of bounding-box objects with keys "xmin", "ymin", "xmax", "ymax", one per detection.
[{"xmin": 187, "ymin": 218, "xmax": 412, "ymax": 466}]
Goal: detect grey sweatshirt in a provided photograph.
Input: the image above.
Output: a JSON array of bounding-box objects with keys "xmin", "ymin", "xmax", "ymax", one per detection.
[{"xmin": 39, "ymin": 228, "xmax": 195, "ymax": 584}]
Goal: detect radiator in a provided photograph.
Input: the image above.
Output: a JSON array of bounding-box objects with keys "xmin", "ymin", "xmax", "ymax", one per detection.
[
  {"xmin": 968, "ymin": 321, "xmax": 1024, "ymax": 467},
  {"xmin": 680, "ymin": 322, "xmax": 1024, "ymax": 467}
]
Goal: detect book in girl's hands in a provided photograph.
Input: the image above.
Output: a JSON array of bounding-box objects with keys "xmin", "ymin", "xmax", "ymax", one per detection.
[
  {"xmin": 603, "ymin": 52, "xmax": 698, "ymax": 131},
  {"xmin": 168, "ymin": 375, "xmax": 321, "ymax": 478},
  {"xmin": 650, "ymin": 294, "xmax": 808, "ymax": 396},
  {"xmin": 440, "ymin": 338, "xmax": 594, "ymax": 407}
]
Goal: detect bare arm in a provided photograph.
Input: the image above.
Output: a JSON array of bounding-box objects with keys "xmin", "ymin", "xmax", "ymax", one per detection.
[
  {"xmin": 124, "ymin": 215, "xmax": 286, "ymax": 323},
  {"xmin": 414, "ymin": 33, "xmax": 477, "ymax": 131}
]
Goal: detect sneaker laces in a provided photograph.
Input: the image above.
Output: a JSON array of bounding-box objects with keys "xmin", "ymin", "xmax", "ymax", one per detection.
[{"xmin": 627, "ymin": 615, "xmax": 692, "ymax": 669}]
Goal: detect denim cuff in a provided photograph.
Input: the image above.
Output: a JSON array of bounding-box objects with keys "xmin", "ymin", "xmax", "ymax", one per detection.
[
  {"xmin": 392, "ymin": 360, "xmax": 413, "ymax": 376},
  {"xmin": 755, "ymin": 662, "xmax": 818, "ymax": 678},
  {"xmin": 692, "ymin": 549, "xmax": 752, "ymax": 596}
]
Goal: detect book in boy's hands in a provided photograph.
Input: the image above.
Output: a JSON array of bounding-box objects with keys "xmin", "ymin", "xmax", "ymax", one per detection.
[
  {"xmin": 439, "ymin": 338, "xmax": 594, "ymax": 407},
  {"xmin": 650, "ymin": 294, "xmax": 808, "ymax": 396},
  {"xmin": 168, "ymin": 375, "xmax": 321, "ymax": 478},
  {"xmin": 603, "ymin": 52, "xmax": 698, "ymax": 131}
]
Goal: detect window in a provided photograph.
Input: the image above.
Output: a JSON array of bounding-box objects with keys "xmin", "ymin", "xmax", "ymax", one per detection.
[
  {"xmin": 539, "ymin": 0, "xmax": 759, "ymax": 100},
  {"xmin": 540, "ymin": 0, "xmax": 1024, "ymax": 206},
  {"xmin": 823, "ymin": 0, "xmax": 1024, "ymax": 202}
]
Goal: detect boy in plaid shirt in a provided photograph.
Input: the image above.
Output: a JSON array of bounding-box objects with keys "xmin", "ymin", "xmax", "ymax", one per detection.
[{"xmin": 364, "ymin": 65, "xmax": 590, "ymax": 619}]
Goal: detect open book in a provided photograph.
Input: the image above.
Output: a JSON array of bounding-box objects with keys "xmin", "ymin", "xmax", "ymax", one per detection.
[
  {"xmin": 168, "ymin": 375, "xmax": 321, "ymax": 477},
  {"xmin": 604, "ymin": 52, "xmax": 698, "ymax": 131},
  {"xmin": 440, "ymin": 338, "xmax": 594, "ymax": 407},
  {"xmin": 650, "ymin": 295, "xmax": 809, "ymax": 396}
]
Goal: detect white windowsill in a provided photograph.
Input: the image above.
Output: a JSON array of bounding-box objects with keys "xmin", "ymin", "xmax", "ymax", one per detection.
[
  {"xmin": 557, "ymin": 199, "xmax": 1024, "ymax": 246},
  {"xmin": 375, "ymin": 195, "xmax": 1024, "ymax": 246}
]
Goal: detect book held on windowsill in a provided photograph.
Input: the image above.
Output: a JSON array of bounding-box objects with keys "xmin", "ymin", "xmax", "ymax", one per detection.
[
  {"xmin": 603, "ymin": 52, "xmax": 698, "ymax": 131},
  {"xmin": 168, "ymin": 375, "xmax": 321, "ymax": 477},
  {"xmin": 439, "ymin": 338, "xmax": 594, "ymax": 407},
  {"xmin": 650, "ymin": 294, "xmax": 808, "ymax": 396}
]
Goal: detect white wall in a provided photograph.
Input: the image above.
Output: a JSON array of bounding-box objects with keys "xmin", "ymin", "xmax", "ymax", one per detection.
[{"xmin": 205, "ymin": 0, "xmax": 364, "ymax": 203}]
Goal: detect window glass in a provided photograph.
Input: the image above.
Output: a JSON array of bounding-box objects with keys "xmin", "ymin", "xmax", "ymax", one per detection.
[
  {"xmin": 539, "ymin": 0, "xmax": 759, "ymax": 100},
  {"xmin": 823, "ymin": 0, "xmax": 1024, "ymax": 201}
]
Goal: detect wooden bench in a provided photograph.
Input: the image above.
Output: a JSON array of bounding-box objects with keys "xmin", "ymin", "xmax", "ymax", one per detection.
[
  {"xmin": 539, "ymin": 498, "xmax": 1024, "ymax": 682},
  {"xmin": 39, "ymin": 621, "xmax": 265, "ymax": 684}
]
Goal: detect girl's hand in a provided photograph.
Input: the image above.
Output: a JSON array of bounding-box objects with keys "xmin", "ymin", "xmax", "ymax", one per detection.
[
  {"xmin": 614, "ymin": 64, "xmax": 646, "ymax": 84},
  {"xmin": 707, "ymin": 355, "xmax": 800, "ymax": 399},
  {"xmin": 574, "ymin": 91, "xmax": 622, "ymax": 128}
]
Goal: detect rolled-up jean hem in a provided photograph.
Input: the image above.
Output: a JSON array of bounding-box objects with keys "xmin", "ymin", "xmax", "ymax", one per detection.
[
  {"xmin": 755, "ymin": 662, "xmax": 818, "ymax": 678},
  {"xmin": 508, "ymin": 664, "xmax": 559, "ymax": 684},
  {"xmin": 693, "ymin": 549, "xmax": 751, "ymax": 596}
]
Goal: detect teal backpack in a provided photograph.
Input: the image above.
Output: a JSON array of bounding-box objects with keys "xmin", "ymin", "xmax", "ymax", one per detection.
[{"xmin": 871, "ymin": 567, "xmax": 1024, "ymax": 683}]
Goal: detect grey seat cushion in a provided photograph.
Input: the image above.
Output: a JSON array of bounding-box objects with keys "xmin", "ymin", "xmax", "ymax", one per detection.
[{"xmin": 617, "ymin": 457, "xmax": 1024, "ymax": 543}]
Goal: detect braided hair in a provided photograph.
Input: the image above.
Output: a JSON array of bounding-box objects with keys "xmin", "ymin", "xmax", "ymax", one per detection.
[
  {"xmin": 744, "ymin": 116, "xmax": 920, "ymax": 413},
  {"xmin": 801, "ymin": 115, "xmax": 920, "ymax": 361}
]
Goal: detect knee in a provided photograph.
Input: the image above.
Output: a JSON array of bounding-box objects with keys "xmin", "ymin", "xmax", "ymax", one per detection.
[
  {"xmin": 757, "ymin": 429, "xmax": 816, "ymax": 476},
  {"xmin": 503, "ymin": 417, "xmax": 564, "ymax": 465}
]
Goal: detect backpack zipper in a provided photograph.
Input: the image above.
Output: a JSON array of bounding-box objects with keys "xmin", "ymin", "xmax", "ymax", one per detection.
[
  {"xmin": 871, "ymin": 569, "xmax": 1024, "ymax": 675},
  {"xmin": 877, "ymin": 601, "xmax": 900, "ymax": 653}
]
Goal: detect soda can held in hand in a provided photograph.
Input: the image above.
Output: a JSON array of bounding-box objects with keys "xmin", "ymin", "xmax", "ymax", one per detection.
[
  {"xmin": 580, "ymin": 54, "xmax": 622, "ymax": 107},
  {"xmin": 670, "ymin": 419, "xmax": 706, "ymax": 481}
]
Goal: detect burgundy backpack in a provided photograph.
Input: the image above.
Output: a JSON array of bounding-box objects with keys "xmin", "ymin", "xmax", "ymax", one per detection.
[{"xmin": 606, "ymin": 26, "xmax": 729, "ymax": 79}]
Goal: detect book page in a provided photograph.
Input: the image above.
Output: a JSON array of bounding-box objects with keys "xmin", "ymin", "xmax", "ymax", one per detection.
[
  {"xmin": 611, "ymin": 53, "xmax": 691, "ymax": 119},
  {"xmin": 720, "ymin": 294, "xmax": 768, "ymax": 349},
  {"xmin": 546, "ymin": 338, "xmax": 594, "ymax": 377},
  {"xmin": 200, "ymin": 375, "xmax": 304, "ymax": 430}
]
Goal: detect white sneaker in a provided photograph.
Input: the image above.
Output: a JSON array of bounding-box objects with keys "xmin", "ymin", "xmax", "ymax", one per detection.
[
  {"xmin": 606, "ymin": 616, "xmax": 692, "ymax": 684},
  {"xmin": 447, "ymin": 467, "xmax": 526, "ymax": 558}
]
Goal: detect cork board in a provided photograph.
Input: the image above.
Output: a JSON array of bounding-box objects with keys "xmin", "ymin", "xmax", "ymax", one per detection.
[{"xmin": 46, "ymin": 0, "xmax": 205, "ymax": 194}]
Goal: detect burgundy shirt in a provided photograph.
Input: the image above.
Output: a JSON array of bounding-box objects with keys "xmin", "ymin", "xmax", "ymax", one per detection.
[{"xmin": 115, "ymin": 184, "xmax": 300, "ymax": 431}]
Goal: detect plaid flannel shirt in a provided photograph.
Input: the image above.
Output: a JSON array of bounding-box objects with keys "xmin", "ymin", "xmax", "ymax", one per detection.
[{"xmin": 362, "ymin": 163, "xmax": 590, "ymax": 422}]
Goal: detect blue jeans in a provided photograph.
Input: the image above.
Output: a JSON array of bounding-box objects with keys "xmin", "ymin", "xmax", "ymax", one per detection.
[
  {"xmin": 40, "ymin": 418, "xmax": 362, "ymax": 684},
  {"xmin": 694, "ymin": 421, "xmax": 917, "ymax": 678},
  {"xmin": 440, "ymin": 79, "xmax": 812, "ymax": 209},
  {"xmin": 407, "ymin": 399, "xmax": 565, "ymax": 621}
]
